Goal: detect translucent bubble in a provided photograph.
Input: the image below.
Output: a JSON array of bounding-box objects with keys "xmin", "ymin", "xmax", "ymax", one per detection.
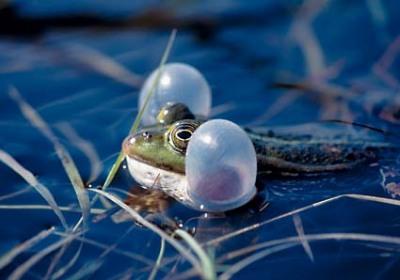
[
  {"xmin": 139, "ymin": 63, "xmax": 212, "ymax": 125},
  {"xmin": 185, "ymin": 119, "xmax": 257, "ymax": 212}
]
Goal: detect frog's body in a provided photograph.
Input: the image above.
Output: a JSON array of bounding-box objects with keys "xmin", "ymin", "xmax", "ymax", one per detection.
[
  {"xmin": 245, "ymin": 125, "xmax": 390, "ymax": 174},
  {"xmin": 123, "ymin": 112, "xmax": 396, "ymax": 206}
]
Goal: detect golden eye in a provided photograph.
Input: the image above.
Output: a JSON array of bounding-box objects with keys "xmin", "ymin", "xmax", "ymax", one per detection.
[{"xmin": 167, "ymin": 120, "xmax": 200, "ymax": 153}]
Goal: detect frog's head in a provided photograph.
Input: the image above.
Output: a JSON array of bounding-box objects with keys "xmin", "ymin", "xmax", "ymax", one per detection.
[
  {"xmin": 123, "ymin": 119, "xmax": 202, "ymax": 188},
  {"xmin": 156, "ymin": 102, "xmax": 195, "ymax": 125}
]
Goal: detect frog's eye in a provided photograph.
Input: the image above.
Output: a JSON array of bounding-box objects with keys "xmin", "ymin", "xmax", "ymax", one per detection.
[{"xmin": 167, "ymin": 120, "xmax": 200, "ymax": 154}]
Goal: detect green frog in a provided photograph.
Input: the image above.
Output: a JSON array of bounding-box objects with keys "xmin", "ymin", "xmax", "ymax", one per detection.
[{"xmin": 122, "ymin": 103, "xmax": 396, "ymax": 208}]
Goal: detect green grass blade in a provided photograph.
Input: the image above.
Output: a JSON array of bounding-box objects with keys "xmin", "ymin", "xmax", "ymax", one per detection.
[
  {"xmin": 102, "ymin": 29, "xmax": 177, "ymax": 190},
  {"xmin": 129, "ymin": 29, "xmax": 177, "ymax": 135},
  {"xmin": 102, "ymin": 153, "xmax": 125, "ymax": 190}
]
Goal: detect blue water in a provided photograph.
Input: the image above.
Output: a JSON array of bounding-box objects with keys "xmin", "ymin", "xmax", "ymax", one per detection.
[{"xmin": 0, "ymin": 1, "xmax": 400, "ymax": 279}]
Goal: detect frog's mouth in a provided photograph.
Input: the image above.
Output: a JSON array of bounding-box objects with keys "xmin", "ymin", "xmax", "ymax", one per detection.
[
  {"xmin": 126, "ymin": 152, "xmax": 183, "ymax": 174},
  {"xmin": 122, "ymin": 131, "xmax": 186, "ymax": 174},
  {"xmin": 125, "ymin": 155, "xmax": 189, "ymax": 202}
]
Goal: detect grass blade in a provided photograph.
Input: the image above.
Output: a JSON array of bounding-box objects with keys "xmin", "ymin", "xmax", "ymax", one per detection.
[
  {"xmin": 0, "ymin": 227, "xmax": 55, "ymax": 270},
  {"xmin": 62, "ymin": 43, "xmax": 143, "ymax": 88},
  {"xmin": 8, "ymin": 232, "xmax": 81, "ymax": 280},
  {"xmin": 148, "ymin": 238, "xmax": 165, "ymax": 280},
  {"xmin": 0, "ymin": 150, "xmax": 68, "ymax": 229},
  {"xmin": 174, "ymin": 229, "xmax": 216, "ymax": 280},
  {"xmin": 206, "ymin": 193, "xmax": 400, "ymax": 246},
  {"xmin": 102, "ymin": 29, "xmax": 177, "ymax": 190},
  {"xmin": 9, "ymin": 87, "xmax": 90, "ymax": 227},
  {"xmin": 65, "ymin": 259, "xmax": 104, "ymax": 280},
  {"xmin": 89, "ymin": 188, "xmax": 205, "ymax": 277},
  {"xmin": 44, "ymin": 241, "xmax": 70, "ymax": 280},
  {"xmin": 51, "ymin": 242, "xmax": 84, "ymax": 280},
  {"xmin": 129, "ymin": 29, "xmax": 178, "ymax": 135},
  {"xmin": 0, "ymin": 187, "xmax": 30, "ymax": 202},
  {"xmin": 292, "ymin": 214, "xmax": 314, "ymax": 262},
  {"xmin": 53, "ymin": 231, "xmax": 159, "ymax": 267},
  {"xmin": 56, "ymin": 122, "xmax": 103, "ymax": 184},
  {"xmin": 219, "ymin": 243, "xmax": 296, "ymax": 280},
  {"xmin": 219, "ymin": 232, "xmax": 400, "ymax": 279},
  {"xmin": 0, "ymin": 204, "xmax": 104, "ymax": 214},
  {"xmin": 66, "ymin": 226, "xmax": 134, "ymax": 280}
]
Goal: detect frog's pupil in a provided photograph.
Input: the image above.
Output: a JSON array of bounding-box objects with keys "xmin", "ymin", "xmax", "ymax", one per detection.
[{"xmin": 176, "ymin": 130, "xmax": 192, "ymax": 141}]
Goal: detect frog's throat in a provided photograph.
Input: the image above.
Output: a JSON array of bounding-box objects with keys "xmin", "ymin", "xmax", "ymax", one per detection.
[{"xmin": 125, "ymin": 155, "xmax": 190, "ymax": 203}]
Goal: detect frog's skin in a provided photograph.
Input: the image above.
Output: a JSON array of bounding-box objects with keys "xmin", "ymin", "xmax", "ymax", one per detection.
[{"xmin": 123, "ymin": 107, "xmax": 396, "ymax": 206}]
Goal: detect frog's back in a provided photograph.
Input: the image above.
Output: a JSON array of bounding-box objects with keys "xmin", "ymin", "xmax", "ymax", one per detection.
[{"xmin": 245, "ymin": 123, "xmax": 396, "ymax": 174}]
